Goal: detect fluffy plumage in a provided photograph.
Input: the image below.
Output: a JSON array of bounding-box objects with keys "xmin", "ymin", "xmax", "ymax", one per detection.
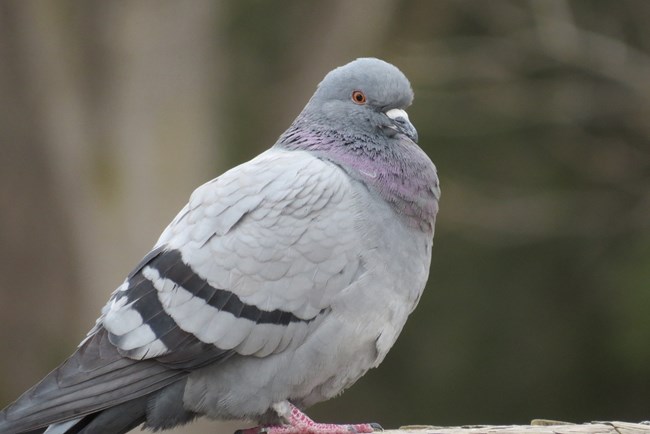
[{"xmin": 0, "ymin": 58, "xmax": 440, "ymax": 434}]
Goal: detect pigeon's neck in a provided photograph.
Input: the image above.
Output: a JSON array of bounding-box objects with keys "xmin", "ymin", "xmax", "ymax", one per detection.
[{"xmin": 276, "ymin": 124, "xmax": 439, "ymax": 234}]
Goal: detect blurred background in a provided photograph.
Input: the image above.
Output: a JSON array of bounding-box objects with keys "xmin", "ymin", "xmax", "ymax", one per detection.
[{"xmin": 1, "ymin": 1, "xmax": 650, "ymax": 433}]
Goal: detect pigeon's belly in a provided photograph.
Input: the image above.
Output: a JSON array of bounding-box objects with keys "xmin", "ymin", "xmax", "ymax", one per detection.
[
  {"xmin": 295, "ymin": 200, "xmax": 432, "ymax": 408},
  {"xmin": 183, "ymin": 178, "xmax": 432, "ymax": 421}
]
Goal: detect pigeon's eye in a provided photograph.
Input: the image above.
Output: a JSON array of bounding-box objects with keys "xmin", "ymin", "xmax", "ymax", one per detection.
[{"xmin": 351, "ymin": 90, "xmax": 366, "ymax": 105}]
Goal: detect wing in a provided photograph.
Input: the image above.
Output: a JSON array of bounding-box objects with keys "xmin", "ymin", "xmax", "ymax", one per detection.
[
  {"xmin": 0, "ymin": 148, "xmax": 365, "ymax": 432},
  {"xmin": 103, "ymin": 148, "xmax": 365, "ymax": 362}
]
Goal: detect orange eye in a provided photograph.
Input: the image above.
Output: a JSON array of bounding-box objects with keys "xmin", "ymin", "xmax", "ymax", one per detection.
[{"xmin": 351, "ymin": 90, "xmax": 366, "ymax": 104}]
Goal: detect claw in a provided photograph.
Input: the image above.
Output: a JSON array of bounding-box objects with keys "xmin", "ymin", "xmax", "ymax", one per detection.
[{"xmin": 235, "ymin": 402, "xmax": 381, "ymax": 434}]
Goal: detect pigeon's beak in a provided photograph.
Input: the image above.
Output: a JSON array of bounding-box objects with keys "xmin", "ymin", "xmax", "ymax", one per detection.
[{"xmin": 385, "ymin": 109, "xmax": 418, "ymax": 143}]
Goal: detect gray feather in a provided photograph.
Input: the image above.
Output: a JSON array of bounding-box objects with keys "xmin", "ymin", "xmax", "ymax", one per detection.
[
  {"xmin": 144, "ymin": 379, "xmax": 197, "ymax": 431},
  {"xmin": 73, "ymin": 398, "xmax": 147, "ymax": 434}
]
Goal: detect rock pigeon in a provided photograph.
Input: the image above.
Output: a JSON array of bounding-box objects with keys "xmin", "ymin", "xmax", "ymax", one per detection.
[{"xmin": 0, "ymin": 57, "xmax": 440, "ymax": 434}]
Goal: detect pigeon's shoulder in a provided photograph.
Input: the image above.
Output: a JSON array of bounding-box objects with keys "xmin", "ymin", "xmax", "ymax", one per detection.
[
  {"xmin": 157, "ymin": 148, "xmax": 347, "ymax": 244},
  {"xmin": 101, "ymin": 148, "xmax": 366, "ymax": 364}
]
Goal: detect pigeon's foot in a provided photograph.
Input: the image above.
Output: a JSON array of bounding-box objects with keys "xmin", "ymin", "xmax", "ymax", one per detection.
[{"xmin": 236, "ymin": 402, "xmax": 381, "ymax": 434}]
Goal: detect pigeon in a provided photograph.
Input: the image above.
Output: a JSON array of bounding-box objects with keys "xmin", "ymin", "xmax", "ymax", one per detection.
[{"xmin": 0, "ymin": 57, "xmax": 440, "ymax": 434}]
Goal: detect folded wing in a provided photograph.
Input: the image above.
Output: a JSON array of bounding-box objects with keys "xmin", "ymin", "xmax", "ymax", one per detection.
[{"xmin": 0, "ymin": 148, "xmax": 365, "ymax": 432}]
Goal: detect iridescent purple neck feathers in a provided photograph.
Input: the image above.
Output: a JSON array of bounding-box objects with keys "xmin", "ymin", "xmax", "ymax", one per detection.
[{"xmin": 276, "ymin": 125, "xmax": 439, "ymax": 233}]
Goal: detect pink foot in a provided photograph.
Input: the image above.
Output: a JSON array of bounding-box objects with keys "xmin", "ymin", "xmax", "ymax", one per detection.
[{"xmin": 236, "ymin": 403, "xmax": 381, "ymax": 434}]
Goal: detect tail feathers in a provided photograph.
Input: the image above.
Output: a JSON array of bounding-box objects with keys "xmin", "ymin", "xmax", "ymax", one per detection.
[
  {"xmin": 1, "ymin": 378, "xmax": 198, "ymax": 434},
  {"xmin": 0, "ymin": 328, "xmax": 186, "ymax": 433},
  {"xmin": 52, "ymin": 398, "xmax": 147, "ymax": 434},
  {"xmin": 19, "ymin": 398, "xmax": 147, "ymax": 434},
  {"xmin": 44, "ymin": 418, "xmax": 82, "ymax": 434},
  {"xmin": 14, "ymin": 429, "xmax": 46, "ymax": 434}
]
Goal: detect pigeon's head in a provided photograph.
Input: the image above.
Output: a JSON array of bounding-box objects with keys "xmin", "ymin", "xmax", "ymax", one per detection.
[
  {"xmin": 278, "ymin": 58, "xmax": 438, "ymax": 233},
  {"xmin": 302, "ymin": 58, "xmax": 418, "ymax": 143}
]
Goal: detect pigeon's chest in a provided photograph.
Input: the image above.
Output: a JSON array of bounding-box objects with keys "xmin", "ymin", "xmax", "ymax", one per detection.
[
  {"xmin": 353, "ymin": 180, "xmax": 433, "ymax": 308},
  {"xmin": 286, "ymin": 186, "xmax": 433, "ymax": 406}
]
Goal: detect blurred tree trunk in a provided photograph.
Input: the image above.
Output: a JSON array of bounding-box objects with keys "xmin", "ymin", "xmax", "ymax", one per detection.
[
  {"xmin": 7, "ymin": 1, "xmax": 224, "ymax": 325},
  {"xmin": 0, "ymin": 1, "xmax": 81, "ymax": 404}
]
